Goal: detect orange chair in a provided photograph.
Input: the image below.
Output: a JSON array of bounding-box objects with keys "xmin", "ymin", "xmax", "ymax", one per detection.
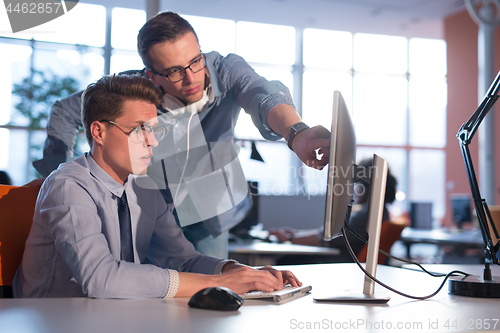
[
  {"xmin": 0, "ymin": 185, "xmax": 40, "ymax": 297},
  {"xmin": 357, "ymin": 220, "xmax": 408, "ymax": 265}
]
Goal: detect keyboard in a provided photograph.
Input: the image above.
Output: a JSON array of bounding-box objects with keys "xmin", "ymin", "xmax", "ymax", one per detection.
[{"xmin": 239, "ymin": 284, "xmax": 312, "ymax": 303}]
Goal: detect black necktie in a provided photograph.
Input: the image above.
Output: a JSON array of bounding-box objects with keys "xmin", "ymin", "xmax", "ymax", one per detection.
[{"xmin": 118, "ymin": 191, "xmax": 134, "ymax": 262}]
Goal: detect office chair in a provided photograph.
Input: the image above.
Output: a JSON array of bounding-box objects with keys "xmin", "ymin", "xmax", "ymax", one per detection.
[
  {"xmin": 357, "ymin": 220, "xmax": 408, "ymax": 265},
  {"xmin": 0, "ymin": 185, "xmax": 40, "ymax": 297}
]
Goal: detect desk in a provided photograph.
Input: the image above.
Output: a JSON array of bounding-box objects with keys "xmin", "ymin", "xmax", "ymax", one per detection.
[
  {"xmin": 1, "ymin": 264, "xmax": 500, "ymax": 333},
  {"xmin": 400, "ymin": 228, "xmax": 484, "ymax": 260},
  {"xmin": 228, "ymin": 241, "xmax": 340, "ymax": 266}
]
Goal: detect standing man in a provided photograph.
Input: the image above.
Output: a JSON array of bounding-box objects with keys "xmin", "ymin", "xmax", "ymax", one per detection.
[
  {"xmin": 33, "ymin": 12, "xmax": 331, "ymax": 258},
  {"xmin": 14, "ymin": 74, "xmax": 301, "ymax": 298}
]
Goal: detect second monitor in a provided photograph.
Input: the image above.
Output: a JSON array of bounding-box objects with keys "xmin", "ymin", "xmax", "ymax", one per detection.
[{"xmin": 315, "ymin": 90, "xmax": 389, "ymax": 303}]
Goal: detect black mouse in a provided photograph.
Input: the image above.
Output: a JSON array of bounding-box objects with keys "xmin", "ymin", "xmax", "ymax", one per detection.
[{"xmin": 188, "ymin": 286, "xmax": 243, "ymax": 311}]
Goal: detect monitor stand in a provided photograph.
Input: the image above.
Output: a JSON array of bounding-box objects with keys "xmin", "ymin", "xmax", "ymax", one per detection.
[{"xmin": 314, "ymin": 155, "xmax": 390, "ymax": 304}]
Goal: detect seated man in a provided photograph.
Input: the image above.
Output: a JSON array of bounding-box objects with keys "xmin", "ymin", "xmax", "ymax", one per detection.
[{"xmin": 13, "ymin": 74, "xmax": 301, "ymax": 298}]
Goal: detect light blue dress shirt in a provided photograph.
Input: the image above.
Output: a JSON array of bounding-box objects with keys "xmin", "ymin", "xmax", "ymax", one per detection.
[{"xmin": 13, "ymin": 153, "xmax": 228, "ymax": 298}]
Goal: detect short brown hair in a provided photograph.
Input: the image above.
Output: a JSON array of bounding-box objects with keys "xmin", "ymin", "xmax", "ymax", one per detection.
[
  {"xmin": 81, "ymin": 74, "xmax": 163, "ymax": 146},
  {"xmin": 137, "ymin": 11, "xmax": 199, "ymax": 70}
]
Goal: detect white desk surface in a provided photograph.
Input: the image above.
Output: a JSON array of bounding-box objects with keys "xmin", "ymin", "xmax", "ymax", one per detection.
[{"xmin": 1, "ymin": 263, "xmax": 500, "ymax": 333}]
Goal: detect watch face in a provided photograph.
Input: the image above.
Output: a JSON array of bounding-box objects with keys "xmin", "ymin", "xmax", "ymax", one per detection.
[
  {"xmin": 287, "ymin": 122, "xmax": 309, "ymax": 150},
  {"xmin": 292, "ymin": 122, "xmax": 308, "ymax": 132}
]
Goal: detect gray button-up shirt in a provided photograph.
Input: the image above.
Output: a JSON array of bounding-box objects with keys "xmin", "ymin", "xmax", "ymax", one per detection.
[{"xmin": 13, "ymin": 153, "xmax": 228, "ymax": 298}]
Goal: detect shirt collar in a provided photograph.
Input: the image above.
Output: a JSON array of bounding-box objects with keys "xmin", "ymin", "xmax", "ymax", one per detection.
[
  {"xmin": 205, "ymin": 52, "xmax": 224, "ymax": 98},
  {"xmin": 85, "ymin": 152, "xmax": 129, "ymax": 198}
]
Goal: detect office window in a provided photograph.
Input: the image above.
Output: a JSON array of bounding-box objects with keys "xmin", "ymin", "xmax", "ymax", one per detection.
[
  {"xmin": 353, "ymin": 74, "xmax": 408, "ymax": 146},
  {"xmin": 0, "ymin": 129, "xmax": 9, "ymax": 169},
  {"xmin": 302, "ymin": 70, "xmax": 352, "ymax": 127},
  {"xmin": 0, "ymin": 43, "xmax": 32, "ymax": 125},
  {"xmin": 409, "ymin": 38, "xmax": 447, "ymax": 76},
  {"xmin": 109, "ymin": 8, "xmax": 146, "ymax": 75},
  {"xmin": 409, "ymin": 77, "xmax": 447, "ymax": 148},
  {"xmin": 33, "ymin": 47, "xmax": 103, "ymax": 90},
  {"xmin": 183, "ymin": 15, "xmax": 236, "ymax": 56},
  {"xmin": 0, "ymin": 4, "xmax": 106, "ymax": 185},
  {"xmin": 111, "ymin": 8, "xmax": 146, "ymax": 51},
  {"xmin": 301, "ymin": 30, "xmax": 447, "ymax": 221},
  {"xmin": 233, "ymin": 22, "xmax": 297, "ymax": 195},
  {"xmin": 2, "ymin": 129, "xmax": 30, "ymax": 186},
  {"xmin": 33, "ymin": 3, "xmax": 106, "ymax": 46},
  {"xmin": 110, "ymin": 53, "xmax": 144, "ymax": 75},
  {"xmin": 236, "ymin": 21, "xmax": 295, "ymax": 65},
  {"xmin": 303, "ymin": 29, "xmax": 352, "ymax": 70},
  {"xmin": 353, "ymin": 34, "xmax": 408, "ymax": 74},
  {"xmin": 302, "ymin": 29, "xmax": 353, "ymax": 128},
  {"xmin": 234, "ymin": 24, "xmax": 296, "ymax": 193},
  {"xmin": 409, "ymin": 149, "xmax": 446, "ymax": 220}
]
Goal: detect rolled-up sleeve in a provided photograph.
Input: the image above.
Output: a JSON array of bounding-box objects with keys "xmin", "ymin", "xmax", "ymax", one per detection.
[{"xmin": 215, "ymin": 53, "xmax": 296, "ymax": 140}]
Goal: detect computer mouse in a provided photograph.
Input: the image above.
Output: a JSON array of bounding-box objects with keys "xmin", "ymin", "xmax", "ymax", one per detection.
[{"xmin": 188, "ymin": 286, "xmax": 243, "ymax": 311}]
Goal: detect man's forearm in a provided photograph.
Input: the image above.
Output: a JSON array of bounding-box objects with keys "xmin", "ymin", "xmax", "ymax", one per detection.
[{"xmin": 266, "ymin": 103, "xmax": 302, "ymax": 138}]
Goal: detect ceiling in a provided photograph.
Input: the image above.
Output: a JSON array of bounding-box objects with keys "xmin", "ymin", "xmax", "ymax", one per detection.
[{"xmin": 86, "ymin": 0, "xmax": 479, "ymax": 39}]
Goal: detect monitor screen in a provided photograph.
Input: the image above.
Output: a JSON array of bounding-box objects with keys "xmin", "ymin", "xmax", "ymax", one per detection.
[{"xmin": 323, "ymin": 91, "xmax": 356, "ymax": 241}]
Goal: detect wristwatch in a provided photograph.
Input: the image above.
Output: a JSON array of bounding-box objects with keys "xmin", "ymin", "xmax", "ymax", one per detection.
[{"xmin": 286, "ymin": 122, "xmax": 310, "ymax": 151}]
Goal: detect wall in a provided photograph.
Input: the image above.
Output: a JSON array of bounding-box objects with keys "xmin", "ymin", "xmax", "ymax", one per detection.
[{"xmin": 444, "ymin": 9, "xmax": 500, "ymax": 226}]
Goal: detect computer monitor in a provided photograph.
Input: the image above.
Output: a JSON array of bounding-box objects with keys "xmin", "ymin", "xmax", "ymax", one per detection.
[
  {"xmin": 410, "ymin": 202, "xmax": 433, "ymax": 230},
  {"xmin": 314, "ymin": 91, "xmax": 389, "ymax": 303},
  {"xmin": 450, "ymin": 194, "xmax": 472, "ymax": 229}
]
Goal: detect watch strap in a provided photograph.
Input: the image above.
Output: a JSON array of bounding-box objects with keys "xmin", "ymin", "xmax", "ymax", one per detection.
[{"xmin": 286, "ymin": 122, "xmax": 310, "ymax": 151}]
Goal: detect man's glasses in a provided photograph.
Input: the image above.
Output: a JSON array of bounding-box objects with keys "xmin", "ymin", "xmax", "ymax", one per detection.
[
  {"xmin": 100, "ymin": 120, "xmax": 167, "ymax": 144},
  {"xmin": 149, "ymin": 53, "xmax": 206, "ymax": 83}
]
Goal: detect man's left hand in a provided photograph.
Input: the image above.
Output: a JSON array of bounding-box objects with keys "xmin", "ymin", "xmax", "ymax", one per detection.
[{"xmin": 257, "ymin": 265, "xmax": 302, "ymax": 288}]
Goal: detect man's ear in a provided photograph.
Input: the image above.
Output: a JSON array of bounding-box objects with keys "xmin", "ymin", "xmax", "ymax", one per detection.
[
  {"xmin": 90, "ymin": 121, "xmax": 106, "ymax": 146},
  {"xmin": 145, "ymin": 69, "xmax": 156, "ymax": 83},
  {"xmin": 145, "ymin": 70, "xmax": 165, "ymax": 94}
]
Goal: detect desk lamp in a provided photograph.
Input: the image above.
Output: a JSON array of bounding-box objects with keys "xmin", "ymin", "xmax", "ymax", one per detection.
[{"xmin": 451, "ymin": 70, "xmax": 500, "ymax": 297}]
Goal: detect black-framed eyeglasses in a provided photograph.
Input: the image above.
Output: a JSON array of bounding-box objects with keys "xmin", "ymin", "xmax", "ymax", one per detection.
[
  {"xmin": 149, "ymin": 53, "xmax": 206, "ymax": 83},
  {"xmin": 100, "ymin": 119, "xmax": 167, "ymax": 144}
]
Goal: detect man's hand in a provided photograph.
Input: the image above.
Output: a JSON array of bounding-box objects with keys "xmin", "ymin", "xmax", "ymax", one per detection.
[
  {"xmin": 291, "ymin": 125, "xmax": 330, "ymax": 170},
  {"xmin": 268, "ymin": 227, "xmax": 296, "ymax": 243},
  {"xmin": 257, "ymin": 265, "xmax": 301, "ymax": 288},
  {"xmin": 216, "ymin": 263, "xmax": 301, "ymax": 294}
]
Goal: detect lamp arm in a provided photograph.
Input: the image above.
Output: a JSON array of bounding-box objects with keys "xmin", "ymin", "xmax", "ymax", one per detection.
[
  {"xmin": 460, "ymin": 144, "xmax": 500, "ymax": 265},
  {"xmin": 458, "ymin": 70, "xmax": 500, "ymax": 145},
  {"xmin": 456, "ymin": 70, "xmax": 500, "ymax": 267}
]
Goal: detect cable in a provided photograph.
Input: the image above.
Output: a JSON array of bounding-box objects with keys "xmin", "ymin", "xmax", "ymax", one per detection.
[
  {"xmin": 345, "ymin": 223, "xmax": 451, "ymax": 277},
  {"xmin": 342, "ymin": 222, "xmax": 470, "ymax": 300},
  {"xmin": 172, "ymin": 109, "xmax": 196, "ymax": 207}
]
